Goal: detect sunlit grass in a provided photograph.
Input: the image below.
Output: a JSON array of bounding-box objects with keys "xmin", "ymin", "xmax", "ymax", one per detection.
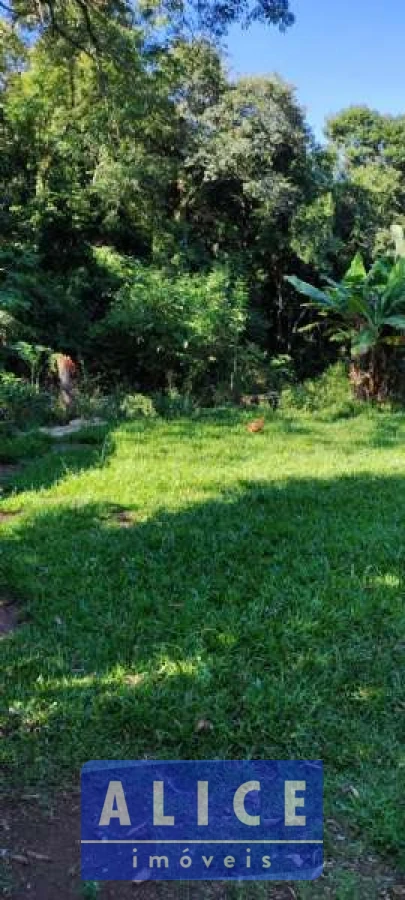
[{"xmin": 1, "ymin": 406, "xmax": 405, "ymax": 878}]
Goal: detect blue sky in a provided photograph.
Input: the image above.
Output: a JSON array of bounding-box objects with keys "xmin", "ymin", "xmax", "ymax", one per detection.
[{"xmin": 226, "ymin": 0, "xmax": 405, "ymax": 141}]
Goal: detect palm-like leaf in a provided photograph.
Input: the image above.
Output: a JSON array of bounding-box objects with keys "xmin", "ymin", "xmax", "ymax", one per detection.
[
  {"xmin": 285, "ymin": 276, "xmax": 334, "ymax": 307},
  {"xmin": 343, "ymin": 252, "xmax": 367, "ymax": 283},
  {"xmin": 286, "ymin": 249, "xmax": 405, "ymax": 366},
  {"xmin": 351, "ymin": 326, "xmax": 378, "ymax": 357},
  {"xmin": 382, "ymin": 315, "xmax": 405, "ymax": 330}
]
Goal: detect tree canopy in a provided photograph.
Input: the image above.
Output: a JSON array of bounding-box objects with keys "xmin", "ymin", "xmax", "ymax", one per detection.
[
  {"xmin": 0, "ymin": 0, "xmax": 294, "ymax": 45},
  {"xmin": 2, "ymin": 0, "xmax": 405, "ymax": 403}
]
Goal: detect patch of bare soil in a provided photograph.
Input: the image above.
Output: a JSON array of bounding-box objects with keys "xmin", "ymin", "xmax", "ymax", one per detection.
[
  {"xmin": 1, "ymin": 793, "xmax": 404, "ymax": 900},
  {"xmin": 115, "ymin": 510, "xmax": 137, "ymax": 528},
  {"xmin": 0, "ymin": 509, "xmax": 23, "ymax": 524},
  {"xmin": 103, "ymin": 506, "xmax": 138, "ymax": 528}
]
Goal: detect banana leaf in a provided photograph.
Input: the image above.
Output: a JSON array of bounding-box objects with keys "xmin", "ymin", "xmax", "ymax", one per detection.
[
  {"xmin": 343, "ymin": 252, "xmax": 367, "ymax": 283},
  {"xmin": 297, "ymin": 321, "xmax": 323, "ymax": 334},
  {"xmin": 285, "ymin": 276, "xmax": 333, "ymax": 306},
  {"xmin": 382, "ymin": 315, "xmax": 405, "ymax": 330},
  {"xmin": 351, "ymin": 326, "xmax": 378, "ymax": 357}
]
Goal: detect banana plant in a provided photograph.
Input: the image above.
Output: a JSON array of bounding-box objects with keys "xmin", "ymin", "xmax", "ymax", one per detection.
[{"xmin": 286, "ymin": 250, "xmax": 405, "ymax": 399}]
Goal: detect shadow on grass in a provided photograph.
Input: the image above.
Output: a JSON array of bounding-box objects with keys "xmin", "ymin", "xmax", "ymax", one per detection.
[
  {"xmin": 0, "ymin": 427, "xmax": 116, "ymax": 498},
  {"xmin": 1, "ymin": 472, "xmax": 405, "ymax": 866}
]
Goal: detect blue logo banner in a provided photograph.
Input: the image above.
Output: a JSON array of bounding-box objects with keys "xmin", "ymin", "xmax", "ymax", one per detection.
[{"xmin": 81, "ymin": 760, "xmax": 323, "ymax": 881}]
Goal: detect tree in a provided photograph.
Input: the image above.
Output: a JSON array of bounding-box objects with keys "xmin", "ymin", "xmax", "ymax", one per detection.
[
  {"xmin": 0, "ymin": 0, "xmax": 294, "ymax": 46},
  {"xmin": 0, "ymin": 23, "xmax": 185, "ymax": 260},
  {"xmin": 179, "ymin": 76, "xmax": 311, "ymax": 254},
  {"xmin": 94, "ymin": 257, "xmax": 248, "ymax": 394},
  {"xmin": 326, "ymin": 106, "xmax": 405, "ymax": 262},
  {"xmin": 178, "ymin": 75, "xmax": 313, "ymax": 349},
  {"xmin": 326, "ymin": 106, "xmax": 405, "ymax": 172}
]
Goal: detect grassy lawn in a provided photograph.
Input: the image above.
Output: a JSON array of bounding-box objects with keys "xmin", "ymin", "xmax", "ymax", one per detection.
[{"xmin": 1, "ymin": 407, "xmax": 405, "ymax": 895}]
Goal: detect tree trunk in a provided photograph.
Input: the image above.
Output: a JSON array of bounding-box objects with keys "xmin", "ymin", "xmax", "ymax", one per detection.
[
  {"xmin": 349, "ymin": 347, "xmax": 388, "ymax": 402},
  {"xmin": 56, "ymin": 354, "xmax": 76, "ymax": 408}
]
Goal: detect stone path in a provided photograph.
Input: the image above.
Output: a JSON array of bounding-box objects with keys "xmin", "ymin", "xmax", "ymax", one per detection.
[{"xmin": 39, "ymin": 418, "xmax": 107, "ymax": 438}]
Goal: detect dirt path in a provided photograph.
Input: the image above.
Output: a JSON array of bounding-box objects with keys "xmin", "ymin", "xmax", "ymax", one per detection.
[
  {"xmin": 0, "ymin": 791, "xmax": 291, "ymax": 899},
  {"xmin": 1, "ymin": 793, "xmax": 404, "ymax": 900}
]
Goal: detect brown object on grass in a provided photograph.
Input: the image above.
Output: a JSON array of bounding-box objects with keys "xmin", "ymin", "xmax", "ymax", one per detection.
[
  {"xmin": 0, "ymin": 509, "xmax": 22, "ymax": 523},
  {"xmin": 247, "ymin": 417, "xmax": 265, "ymax": 433}
]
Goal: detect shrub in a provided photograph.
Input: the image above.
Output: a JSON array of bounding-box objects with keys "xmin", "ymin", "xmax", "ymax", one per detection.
[
  {"xmin": 0, "ymin": 430, "xmax": 51, "ymax": 463},
  {"xmin": 152, "ymin": 390, "xmax": 197, "ymax": 418},
  {"xmin": 281, "ymin": 362, "xmax": 363, "ymax": 421},
  {"xmin": 72, "ymin": 388, "xmax": 121, "ymax": 423},
  {"xmin": 120, "ymin": 393, "xmax": 157, "ymax": 419},
  {"xmin": 0, "ymin": 371, "xmax": 53, "ymax": 427},
  {"xmin": 93, "ymin": 261, "xmax": 248, "ymax": 395},
  {"xmin": 60, "ymin": 425, "xmax": 110, "ymax": 445},
  {"xmin": 268, "ymin": 355, "xmax": 296, "ymax": 393},
  {"xmin": 221, "ymin": 345, "xmax": 296, "ymax": 401}
]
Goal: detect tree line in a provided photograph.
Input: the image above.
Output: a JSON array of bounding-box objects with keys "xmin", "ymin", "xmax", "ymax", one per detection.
[{"xmin": 2, "ymin": 1, "xmax": 405, "ymax": 405}]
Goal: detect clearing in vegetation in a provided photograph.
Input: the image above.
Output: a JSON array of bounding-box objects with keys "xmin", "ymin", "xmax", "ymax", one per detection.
[{"xmin": 1, "ymin": 407, "xmax": 405, "ymax": 898}]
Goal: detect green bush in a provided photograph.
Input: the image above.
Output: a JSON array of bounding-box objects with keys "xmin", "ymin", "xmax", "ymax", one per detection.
[
  {"xmin": 233, "ymin": 343, "xmax": 271, "ymax": 395},
  {"xmin": 153, "ymin": 389, "xmax": 197, "ymax": 418},
  {"xmin": 281, "ymin": 362, "xmax": 363, "ymax": 421},
  {"xmin": 268, "ymin": 354, "xmax": 296, "ymax": 392},
  {"xmin": 234, "ymin": 347, "xmax": 295, "ymax": 397},
  {"xmin": 93, "ymin": 261, "xmax": 248, "ymax": 395},
  {"xmin": 72, "ymin": 388, "xmax": 121, "ymax": 423},
  {"xmin": 120, "ymin": 393, "xmax": 157, "ymax": 419},
  {"xmin": 0, "ymin": 371, "xmax": 53, "ymax": 427},
  {"xmin": 0, "ymin": 245, "xmax": 105, "ymax": 359},
  {"xmin": 61, "ymin": 425, "xmax": 110, "ymax": 445},
  {"xmin": 0, "ymin": 430, "xmax": 52, "ymax": 463}
]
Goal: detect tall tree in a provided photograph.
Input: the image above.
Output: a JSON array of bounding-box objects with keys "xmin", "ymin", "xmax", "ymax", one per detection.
[
  {"xmin": 0, "ymin": 0, "xmax": 294, "ymax": 44},
  {"xmin": 326, "ymin": 106, "xmax": 405, "ymax": 262},
  {"xmin": 177, "ymin": 75, "xmax": 313, "ymax": 349}
]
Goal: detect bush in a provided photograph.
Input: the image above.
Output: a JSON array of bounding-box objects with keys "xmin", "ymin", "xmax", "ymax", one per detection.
[
  {"xmin": 120, "ymin": 393, "xmax": 157, "ymax": 419},
  {"xmin": 0, "ymin": 371, "xmax": 53, "ymax": 427},
  {"xmin": 234, "ymin": 347, "xmax": 295, "ymax": 397},
  {"xmin": 281, "ymin": 362, "xmax": 363, "ymax": 421},
  {"xmin": 0, "ymin": 430, "xmax": 51, "ymax": 463},
  {"xmin": 268, "ymin": 355, "xmax": 296, "ymax": 393},
  {"xmin": 72, "ymin": 388, "xmax": 121, "ymax": 423},
  {"xmin": 152, "ymin": 390, "xmax": 197, "ymax": 418},
  {"xmin": 233, "ymin": 344, "xmax": 271, "ymax": 396},
  {"xmin": 60, "ymin": 425, "xmax": 110, "ymax": 445},
  {"xmin": 93, "ymin": 261, "xmax": 248, "ymax": 395}
]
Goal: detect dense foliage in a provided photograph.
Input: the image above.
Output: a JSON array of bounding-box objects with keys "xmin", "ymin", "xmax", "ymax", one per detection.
[
  {"xmin": 0, "ymin": 0, "xmax": 294, "ymax": 41},
  {"xmin": 287, "ymin": 248, "xmax": 405, "ymax": 400},
  {"xmin": 2, "ymin": 2, "xmax": 405, "ymax": 416}
]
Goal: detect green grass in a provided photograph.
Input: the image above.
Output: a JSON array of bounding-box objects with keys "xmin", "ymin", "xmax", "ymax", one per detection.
[
  {"xmin": 1, "ymin": 407, "xmax": 405, "ymax": 884},
  {"xmin": 0, "ymin": 430, "xmax": 52, "ymax": 463}
]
